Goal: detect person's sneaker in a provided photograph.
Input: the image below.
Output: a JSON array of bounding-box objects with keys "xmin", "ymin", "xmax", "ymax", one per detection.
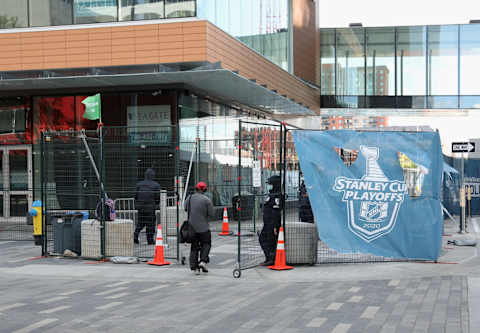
[{"xmin": 198, "ymin": 261, "xmax": 208, "ymax": 273}]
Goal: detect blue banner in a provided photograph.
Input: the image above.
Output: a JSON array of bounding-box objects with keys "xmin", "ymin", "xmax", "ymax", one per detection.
[{"xmin": 293, "ymin": 130, "xmax": 443, "ymax": 260}]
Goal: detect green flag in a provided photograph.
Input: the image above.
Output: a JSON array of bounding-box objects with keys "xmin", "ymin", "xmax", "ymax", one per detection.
[{"xmin": 82, "ymin": 93, "xmax": 101, "ymax": 120}]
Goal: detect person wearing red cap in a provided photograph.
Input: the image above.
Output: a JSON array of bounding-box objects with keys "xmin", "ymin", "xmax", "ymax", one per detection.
[{"xmin": 184, "ymin": 181, "xmax": 215, "ymax": 274}]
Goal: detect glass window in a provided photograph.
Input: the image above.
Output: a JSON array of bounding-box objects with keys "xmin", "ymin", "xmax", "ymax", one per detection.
[
  {"xmin": 197, "ymin": 0, "xmax": 289, "ymax": 71},
  {"xmin": 14, "ymin": 109, "xmax": 26, "ymax": 132},
  {"xmin": 336, "ymin": 28, "xmax": 365, "ymax": 96},
  {"xmin": 165, "ymin": 0, "xmax": 195, "ymax": 18},
  {"xmin": 397, "ymin": 26, "xmax": 427, "ymax": 96},
  {"xmin": 73, "ymin": 0, "xmax": 117, "ymax": 24},
  {"xmin": 119, "ymin": 0, "xmax": 164, "ymax": 21},
  {"xmin": 427, "ymin": 96, "xmax": 458, "ymax": 108},
  {"xmin": 29, "ymin": 0, "xmax": 73, "ymax": 27},
  {"xmin": 460, "ymin": 96, "xmax": 480, "ymax": 109},
  {"xmin": 428, "ymin": 25, "xmax": 459, "ymax": 96},
  {"xmin": 320, "ymin": 29, "xmax": 335, "ymax": 95},
  {"xmin": 460, "ymin": 24, "xmax": 480, "ymax": 96},
  {"xmin": 366, "ymin": 27, "xmax": 394, "ymax": 96},
  {"xmin": 0, "ymin": 111, "xmax": 11, "ymax": 133},
  {"xmin": 0, "ymin": 0, "xmax": 28, "ymax": 28},
  {"xmin": 10, "ymin": 195, "xmax": 28, "ymax": 217},
  {"xmin": 9, "ymin": 150, "xmax": 28, "ymax": 191},
  {"xmin": 0, "ymin": 109, "xmax": 26, "ymax": 134}
]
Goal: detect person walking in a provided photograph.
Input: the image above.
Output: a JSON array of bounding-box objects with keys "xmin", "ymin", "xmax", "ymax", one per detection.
[
  {"xmin": 259, "ymin": 175, "xmax": 282, "ymax": 266},
  {"xmin": 184, "ymin": 181, "xmax": 215, "ymax": 274},
  {"xmin": 134, "ymin": 168, "xmax": 160, "ymax": 245}
]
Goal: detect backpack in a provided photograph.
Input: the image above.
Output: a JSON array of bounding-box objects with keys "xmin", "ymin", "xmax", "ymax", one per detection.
[{"xmin": 95, "ymin": 198, "xmax": 116, "ymax": 221}]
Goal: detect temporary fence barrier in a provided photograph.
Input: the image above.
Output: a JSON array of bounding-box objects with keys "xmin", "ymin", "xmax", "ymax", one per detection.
[{"xmin": 37, "ymin": 123, "xmax": 445, "ymax": 278}]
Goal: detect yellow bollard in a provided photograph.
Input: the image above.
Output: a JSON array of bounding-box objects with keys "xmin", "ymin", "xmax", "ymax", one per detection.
[{"xmin": 29, "ymin": 200, "xmax": 43, "ymax": 246}]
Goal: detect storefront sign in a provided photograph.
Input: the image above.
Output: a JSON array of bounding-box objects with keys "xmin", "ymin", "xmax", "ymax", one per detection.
[{"xmin": 127, "ymin": 105, "xmax": 171, "ymax": 146}]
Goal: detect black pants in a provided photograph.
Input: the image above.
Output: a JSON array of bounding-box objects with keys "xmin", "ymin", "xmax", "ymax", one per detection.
[
  {"xmin": 259, "ymin": 226, "xmax": 278, "ymax": 262},
  {"xmin": 190, "ymin": 230, "xmax": 211, "ymax": 269},
  {"xmin": 134, "ymin": 211, "xmax": 155, "ymax": 243}
]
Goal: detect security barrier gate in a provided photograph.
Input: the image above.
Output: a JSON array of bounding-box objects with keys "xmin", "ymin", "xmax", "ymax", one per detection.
[{"xmin": 39, "ymin": 123, "xmax": 429, "ymax": 278}]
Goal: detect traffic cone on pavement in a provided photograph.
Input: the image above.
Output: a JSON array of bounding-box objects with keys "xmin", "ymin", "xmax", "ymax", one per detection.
[
  {"xmin": 218, "ymin": 207, "xmax": 233, "ymax": 236},
  {"xmin": 147, "ymin": 224, "xmax": 170, "ymax": 266},
  {"xmin": 269, "ymin": 227, "xmax": 294, "ymax": 270}
]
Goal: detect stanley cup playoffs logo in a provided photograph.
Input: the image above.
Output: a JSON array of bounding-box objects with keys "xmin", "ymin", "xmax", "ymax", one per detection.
[{"xmin": 333, "ymin": 146, "xmax": 408, "ymax": 242}]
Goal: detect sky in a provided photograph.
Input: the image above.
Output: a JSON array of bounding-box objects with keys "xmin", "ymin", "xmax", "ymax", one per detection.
[{"xmin": 319, "ymin": 0, "xmax": 479, "ymax": 28}]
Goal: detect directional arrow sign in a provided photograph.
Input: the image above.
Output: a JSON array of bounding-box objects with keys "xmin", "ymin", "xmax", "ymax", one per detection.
[{"xmin": 452, "ymin": 142, "xmax": 475, "ymax": 153}]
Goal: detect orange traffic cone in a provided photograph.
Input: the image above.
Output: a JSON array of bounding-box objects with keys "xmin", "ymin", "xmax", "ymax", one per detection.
[
  {"xmin": 218, "ymin": 207, "xmax": 233, "ymax": 236},
  {"xmin": 147, "ymin": 224, "xmax": 170, "ymax": 266},
  {"xmin": 268, "ymin": 227, "xmax": 293, "ymax": 270}
]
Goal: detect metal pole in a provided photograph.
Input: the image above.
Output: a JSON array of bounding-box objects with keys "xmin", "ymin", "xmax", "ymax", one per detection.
[
  {"xmin": 460, "ymin": 153, "xmax": 465, "ymax": 233},
  {"xmin": 282, "ymin": 125, "xmax": 287, "ymax": 231},
  {"xmin": 237, "ymin": 120, "xmax": 242, "ymax": 268},
  {"xmin": 279, "ymin": 124, "xmax": 284, "ymax": 230},
  {"xmin": 175, "ymin": 112, "xmax": 180, "ymax": 262},
  {"xmin": 99, "ymin": 126, "xmax": 106, "ymax": 259},
  {"xmin": 40, "ymin": 131, "xmax": 46, "ymax": 256}
]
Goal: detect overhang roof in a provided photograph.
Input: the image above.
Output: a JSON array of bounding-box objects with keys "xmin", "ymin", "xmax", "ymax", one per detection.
[{"xmin": 0, "ymin": 64, "xmax": 314, "ymax": 115}]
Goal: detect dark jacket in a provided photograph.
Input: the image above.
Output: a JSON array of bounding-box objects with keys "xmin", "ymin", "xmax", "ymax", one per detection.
[
  {"xmin": 184, "ymin": 192, "xmax": 215, "ymax": 233},
  {"xmin": 263, "ymin": 186, "xmax": 282, "ymax": 229},
  {"xmin": 299, "ymin": 195, "xmax": 314, "ymax": 223},
  {"xmin": 135, "ymin": 168, "xmax": 160, "ymax": 213}
]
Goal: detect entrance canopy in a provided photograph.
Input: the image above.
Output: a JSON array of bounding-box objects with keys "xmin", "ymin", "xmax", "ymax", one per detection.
[{"xmin": 0, "ymin": 63, "xmax": 314, "ymax": 116}]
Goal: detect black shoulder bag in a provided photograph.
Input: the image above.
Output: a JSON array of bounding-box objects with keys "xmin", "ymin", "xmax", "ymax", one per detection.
[{"xmin": 180, "ymin": 195, "xmax": 194, "ymax": 244}]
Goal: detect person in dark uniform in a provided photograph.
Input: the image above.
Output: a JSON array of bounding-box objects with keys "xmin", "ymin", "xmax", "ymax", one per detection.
[
  {"xmin": 299, "ymin": 180, "xmax": 314, "ymax": 223},
  {"xmin": 259, "ymin": 175, "xmax": 282, "ymax": 266},
  {"xmin": 134, "ymin": 168, "xmax": 160, "ymax": 245}
]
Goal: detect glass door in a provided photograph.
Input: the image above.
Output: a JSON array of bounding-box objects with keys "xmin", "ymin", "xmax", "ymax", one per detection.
[{"xmin": 0, "ymin": 146, "xmax": 32, "ymax": 221}]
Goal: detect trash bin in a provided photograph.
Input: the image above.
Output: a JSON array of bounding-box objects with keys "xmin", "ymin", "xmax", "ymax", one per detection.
[
  {"xmin": 232, "ymin": 191, "xmax": 255, "ymax": 220},
  {"xmin": 51, "ymin": 212, "xmax": 88, "ymax": 255},
  {"xmin": 285, "ymin": 222, "xmax": 318, "ymax": 265}
]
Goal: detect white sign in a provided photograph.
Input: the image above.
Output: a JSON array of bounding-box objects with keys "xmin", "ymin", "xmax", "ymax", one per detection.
[
  {"xmin": 452, "ymin": 142, "xmax": 475, "ymax": 153},
  {"xmin": 252, "ymin": 161, "xmax": 261, "ymax": 187},
  {"xmin": 127, "ymin": 105, "xmax": 171, "ymax": 145}
]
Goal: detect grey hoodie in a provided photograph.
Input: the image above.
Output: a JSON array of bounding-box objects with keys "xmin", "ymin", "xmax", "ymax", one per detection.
[{"xmin": 184, "ymin": 192, "xmax": 215, "ymax": 233}]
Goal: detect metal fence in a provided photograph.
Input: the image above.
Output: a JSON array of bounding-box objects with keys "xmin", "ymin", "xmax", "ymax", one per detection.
[{"xmin": 38, "ymin": 123, "xmax": 427, "ymax": 278}]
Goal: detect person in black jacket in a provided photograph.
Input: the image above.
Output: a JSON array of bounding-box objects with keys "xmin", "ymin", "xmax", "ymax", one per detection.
[
  {"xmin": 134, "ymin": 168, "xmax": 160, "ymax": 245},
  {"xmin": 299, "ymin": 180, "xmax": 314, "ymax": 223},
  {"xmin": 259, "ymin": 175, "xmax": 282, "ymax": 266}
]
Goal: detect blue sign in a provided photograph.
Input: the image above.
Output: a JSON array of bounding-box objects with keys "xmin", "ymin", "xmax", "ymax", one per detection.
[{"xmin": 293, "ymin": 130, "xmax": 443, "ymax": 260}]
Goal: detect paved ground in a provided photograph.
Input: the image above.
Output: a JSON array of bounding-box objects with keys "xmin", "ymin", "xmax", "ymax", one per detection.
[{"xmin": 0, "ymin": 217, "xmax": 479, "ymax": 333}]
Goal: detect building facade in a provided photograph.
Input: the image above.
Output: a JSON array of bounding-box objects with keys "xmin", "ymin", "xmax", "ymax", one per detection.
[
  {"xmin": 320, "ymin": 23, "xmax": 480, "ymax": 109},
  {"xmin": 0, "ymin": 0, "xmax": 319, "ymax": 221}
]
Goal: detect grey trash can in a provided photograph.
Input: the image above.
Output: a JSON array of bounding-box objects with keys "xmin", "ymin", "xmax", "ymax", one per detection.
[
  {"xmin": 51, "ymin": 212, "xmax": 87, "ymax": 255},
  {"xmin": 285, "ymin": 222, "xmax": 318, "ymax": 265}
]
